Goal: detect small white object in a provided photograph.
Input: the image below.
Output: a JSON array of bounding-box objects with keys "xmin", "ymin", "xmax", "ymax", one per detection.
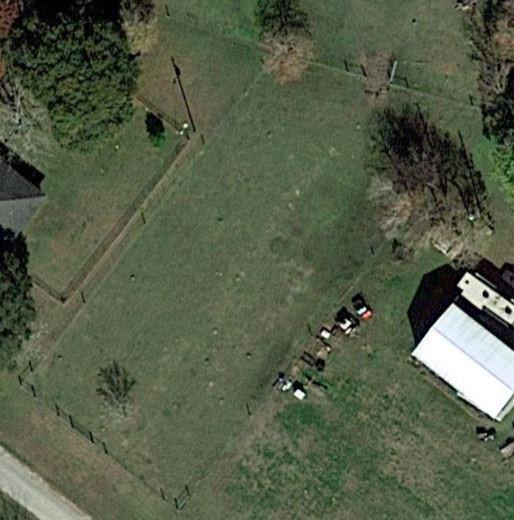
[
  {"xmin": 282, "ymin": 379, "xmax": 293, "ymax": 392},
  {"xmin": 320, "ymin": 328, "xmax": 331, "ymax": 340},
  {"xmin": 293, "ymin": 388, "xmax": 306, "ymax": 400}
]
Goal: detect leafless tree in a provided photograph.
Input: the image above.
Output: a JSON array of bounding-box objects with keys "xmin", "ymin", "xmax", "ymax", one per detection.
[
  {"xmin": 369, "ymin": 106, "xmax": 492, "ymax": 259},
  {"xmin": 97, "ymin": 360, "xmax": 136, "ymax": 416}
]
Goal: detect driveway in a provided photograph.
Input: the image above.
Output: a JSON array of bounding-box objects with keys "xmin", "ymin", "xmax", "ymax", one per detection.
[{"xmin": 0, "ymin": 444, "xmax": 91, "ymax": 520}]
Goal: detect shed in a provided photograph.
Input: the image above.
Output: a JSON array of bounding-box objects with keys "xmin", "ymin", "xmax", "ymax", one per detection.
[{"xmin": 412, "ymin": 303, "xmax": 514, "ymax": 421}]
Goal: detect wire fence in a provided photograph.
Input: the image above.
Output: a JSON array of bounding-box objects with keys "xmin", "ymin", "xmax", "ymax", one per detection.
[
  {"xmin": 340, "ymin": 56, "xmax": 479, "ymax": 108},
  {"xmin": 16, "ymin": 363, "xmax": 192, "ymax": 513},
  {"xmin": 32, "ymin": 136, "xmax": 187, "ymax": 305}
]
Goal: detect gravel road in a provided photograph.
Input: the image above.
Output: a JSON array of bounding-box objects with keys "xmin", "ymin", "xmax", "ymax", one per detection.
[{"xmin": 0, "ymin": 444, "xmax": 92, "ymax": 520}]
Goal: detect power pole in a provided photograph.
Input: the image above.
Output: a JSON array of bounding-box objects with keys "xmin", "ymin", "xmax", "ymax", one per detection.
[{"xmin": 171, "ymin": 56, "xmax": 196, "ymax": 133}]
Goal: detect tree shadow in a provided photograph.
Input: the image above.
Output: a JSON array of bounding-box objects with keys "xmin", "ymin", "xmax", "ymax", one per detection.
[{"xmin": 0, "ymin": 225, "xmax": 29, "ymax": 269}]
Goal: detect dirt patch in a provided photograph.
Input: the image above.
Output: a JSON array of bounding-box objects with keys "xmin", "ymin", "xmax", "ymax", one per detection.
[
  {"xmin": 362, "ymin": 53, "xmax": 393, "ymax": 104},
  {"xmin": 261, "ymin": 33, "xmax": 315, "ymax": 85}
]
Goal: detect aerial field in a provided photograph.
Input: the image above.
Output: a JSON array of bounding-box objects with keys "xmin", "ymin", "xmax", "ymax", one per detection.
[
  {"xmin": 3, "ymin": 0, "xmax": 514, "ymax": 519},
  {"xmin": 1, "ymin": 109, "xmax": 181, "ymax": 294},
  {"xmin": 221, "ymin": 247, "xmax": 514, "ymax": 520},
  {"xmin": 34, "ymin": 67, "xmax": 384, "ymax": 497}
]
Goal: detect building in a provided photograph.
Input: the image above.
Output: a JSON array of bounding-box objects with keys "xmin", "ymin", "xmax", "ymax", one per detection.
[
  {"xmin": 412, "ymin": 266, "xmax": 514, "ymax": 421},
  {"xmin": 0, "ymin": 146, "xmax": 44, "ymax": 233}
]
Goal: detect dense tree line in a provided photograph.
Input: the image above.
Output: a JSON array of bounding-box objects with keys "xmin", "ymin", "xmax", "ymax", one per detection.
[
  {"xmin": 0, "ymin": 226, "xmax": 34, "ymax": 370},
  {"xmin": 470, "ymin": 0, "xmax": 514, "ymax": 142},
  {"xmin": 2, "ymin": 0, "xmax": 151, "ymax": 149}
]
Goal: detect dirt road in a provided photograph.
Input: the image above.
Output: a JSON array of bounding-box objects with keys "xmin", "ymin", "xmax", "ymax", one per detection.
[{"xmin": 0, "ymin": 444, "xmax": 91, "ymax": 520}]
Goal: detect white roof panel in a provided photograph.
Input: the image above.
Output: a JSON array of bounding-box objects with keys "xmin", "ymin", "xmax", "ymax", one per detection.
[{"xmin": 412, "ymin": 304, "xmax": 514, "ymax": 420}]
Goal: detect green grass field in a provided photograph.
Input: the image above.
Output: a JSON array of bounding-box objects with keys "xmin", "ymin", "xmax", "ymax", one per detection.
[
  {"xmin": 0, "ymin": 108, "xmax": 181, "ymax": 294},
  {"xmin": 34, "ymin": 67, "xmax": 384, "ymax": 496},
  {"xmin": 220, "ymin": 248, "xmax": 514, "ymax": 519},
  {"xmin": 2, "ymin": 1, "xmax": 514, "ymax": 519}
]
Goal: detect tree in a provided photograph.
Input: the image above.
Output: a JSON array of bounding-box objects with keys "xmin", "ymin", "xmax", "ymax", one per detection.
[
  {"xmin": 255, "ymin": 0, "xmax": 310, "ymax": 36},
  {"xmin": 120, "ymin": 0, "xmax": 154, "ymax": 25},
  {"xmin": 256, "ymin": 0, "xmax": 313, "ymax": 84},
  {"xmin": 120, "ymin": 0, "xmax": 157, "ymax": 55},
  {"xmin": 97, "ymin": 360, "xmax": 136, "ymax": 416},
  {"xmin": 5, "ymin": 2, "xmax": 138, "ymax": 149},
  {"xmin": 145, "ymin": 112, "xmax": 166, "ymax": 147},
  {"xmin": 369, "ymin": 106, "xmax": 492, "ymax": 260},
  {"xmin": 470, "ymin": 0, "xmax": 514, "ymax": 142},
  {"xmin": 0, "ymin": 226, "xmax": 35, "ymax": 370}
]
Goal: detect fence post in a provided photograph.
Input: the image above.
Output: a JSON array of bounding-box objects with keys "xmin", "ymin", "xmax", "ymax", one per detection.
[
  {"xmin": 55, "ymin": 403, "xmax": 60, "ymax": 417},
  {"xmin": 160, "ymin": 487, "xmax": 166, "ymax": 501},
  {"xmin": 28, "ymin": 360, "xmax": 34, "ymax": 372},
  {"xmin": 360, "ymin": 64, "xmax": 367, "ymax": 77},
  {"xmin": 343, "ymin": 59, "xmax": 349, "ymax": 72},
  {"xmin": 185, "ymin": 485, "xmax": 190, "ymax": 497},
  {"xmin": 89, "ymin": 430, "xmax": 94, "ymax": 444},
  {"xmin": 102, "ymin": 441, "xmax": 108, "ymax": 454},
  {"xmin": 174, "ymin": 498, "xmax": 179, "ymax": 510},
  {"xmin": 17, "ymin": 375, "xmax": 22, "ymax": 386},
  {"xmin": 30, "ymin": 384, "xmax": 36, "ymax": 398},
  {"xmin": 69, "ymin": 414, "xmax": 74, "ymax": 429}
]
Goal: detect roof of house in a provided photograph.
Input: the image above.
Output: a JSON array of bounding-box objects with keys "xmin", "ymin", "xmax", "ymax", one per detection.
[
  {"xmin": 412, "ymin": 303, "xmax": 514, "ymax": 420},
  {"xmin": 0, "ymin": 154, "xmax": 44, "ymax": 233}
]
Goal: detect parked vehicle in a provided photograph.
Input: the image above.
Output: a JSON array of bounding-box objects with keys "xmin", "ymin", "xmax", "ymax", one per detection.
[{"xmin": 351, "ymin": 293, "xmax": 373, "ymax": 320}]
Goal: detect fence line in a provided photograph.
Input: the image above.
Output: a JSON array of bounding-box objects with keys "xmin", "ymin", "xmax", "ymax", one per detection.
[
  {"xmin": 135, "ymin": 94, "xmax": 183, "ymax": 132},
  {"xmin": 16, "ymin": 368, "xmax": 192, "ymax": 512},
  {"xmin": 32, "ymin": 137, "xmax": 186, "ymax": 305}
]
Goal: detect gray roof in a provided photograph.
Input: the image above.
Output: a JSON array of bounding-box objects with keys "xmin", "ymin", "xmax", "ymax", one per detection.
[{"xmin": 0, "ymin": 156, "xmax": 44, "ymax": 233}]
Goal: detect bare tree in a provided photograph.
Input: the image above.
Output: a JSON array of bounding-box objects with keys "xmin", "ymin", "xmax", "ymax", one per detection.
[
  {"xmin": 120, "ymin": 0, "xmax": 157, "ymax": 55},
  {"xmin": 0, "ymin": 74, "xmax": 51, "ymax": 155},
  {"xmin": 256, "ymin": 0, "xmax": 313, "ymax": 84},
  {"xmin": 261, "ymin": 32, "xmax": 314, "ymax": 84},
  {"xmin": 97, "ymin": 360, "xmax": 136, "ymax": 416},
  {"xmin": 369, "ymin": 106, "xmax": 492, "ymax": 259}
]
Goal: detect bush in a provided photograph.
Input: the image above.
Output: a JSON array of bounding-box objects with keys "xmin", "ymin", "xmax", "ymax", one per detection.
[
  {"xmin": 492, "ymin": 143, "xmax": 514, "ymax": 205},
  {"xmin": 145, "ymin": 112, "xmax": 167, "ymax": 147},
  {"xmin": 255, "ymin": 0, "xmax": 310, "ymax": 37}
]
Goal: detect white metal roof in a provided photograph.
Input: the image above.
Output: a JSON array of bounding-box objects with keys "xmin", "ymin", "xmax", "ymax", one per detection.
[{"xmin": 412, "ymin": 304, "xmax": 514, "ymax": 420}]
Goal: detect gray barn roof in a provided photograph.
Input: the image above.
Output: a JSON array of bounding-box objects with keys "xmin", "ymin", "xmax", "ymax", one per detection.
[{"xmin": 0, "ymin": 156, "xmax": 44, "ymax": 233}]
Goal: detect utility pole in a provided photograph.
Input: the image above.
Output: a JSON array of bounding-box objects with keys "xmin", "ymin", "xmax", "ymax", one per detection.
[{"xmin": 171, "ymin": 56, "xmax": 196, "ymax": 133}]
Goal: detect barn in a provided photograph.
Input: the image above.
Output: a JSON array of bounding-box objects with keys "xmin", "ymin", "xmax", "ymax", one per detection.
[{"xmin": 412, "ymin": 270, "xmax": 514, "ymax": 421}]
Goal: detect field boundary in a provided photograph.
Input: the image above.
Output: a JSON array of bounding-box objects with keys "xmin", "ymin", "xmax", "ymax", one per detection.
[
  {"xmin": 31, "ymin": 134, "xmax": 186, "ymax": 304},
  {"xmin": 16, "ymin": 364, "xmax": 190, "ymax": 514}
]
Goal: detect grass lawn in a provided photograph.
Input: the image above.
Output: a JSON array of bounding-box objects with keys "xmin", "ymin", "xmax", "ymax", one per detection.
[
  {"xmin": 2, "ymin": 1, "xmax": 514, "ymax": 519},
  {"xmin": 161, "ymin": 0, "xmax": 476, "ymax": 103},
  {"xmin": 11, "ymin": 108, "xmax": 181, "ymax": 294},
  {"xmin": 163, "ymin": 0, "xmax": 259, "ymax": 41},
  {"xmin": 139, "ymin": 15, "xmax": 261, "ymax": 132},
  {"xmin": 221, "ymin": 248, "xmax": 514, "ymax": 520},
  {"xmin": 0, "ymin": 377, "xmax": 173, "ymax": 520},
  {"xmin": 33, "ymin": 67, "xmax": 384, "ymax": 497}
]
